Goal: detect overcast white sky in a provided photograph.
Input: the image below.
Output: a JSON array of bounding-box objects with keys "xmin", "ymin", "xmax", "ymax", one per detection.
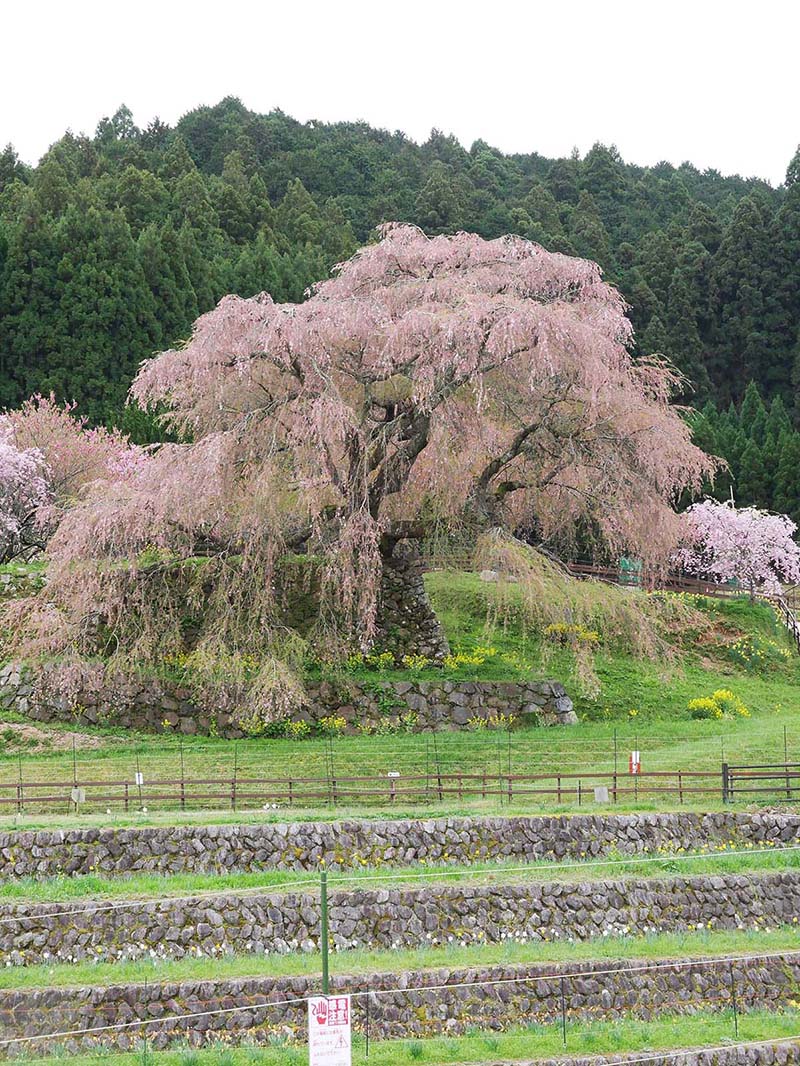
[{"xmin": 2, "ymin": 0, "xmax": 798, "ymax": 184}]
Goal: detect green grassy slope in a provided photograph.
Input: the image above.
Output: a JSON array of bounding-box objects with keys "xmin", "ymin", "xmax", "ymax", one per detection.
[{"xmin": 0, "ymin": 563, "xmax": 798, "ymax": 820}]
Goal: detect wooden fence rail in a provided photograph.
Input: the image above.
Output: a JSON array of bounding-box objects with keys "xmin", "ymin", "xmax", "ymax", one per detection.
[
  {"xmin": 2, "ymin": 761, "xmax": 800, "ymax": 814},
  {"xmin": 0, "ymin": 769, "xmax": 724, "ymax": 814},
  {"xmin": 723, "ymin": 762, "xmax": 800, "ymax": 803}
]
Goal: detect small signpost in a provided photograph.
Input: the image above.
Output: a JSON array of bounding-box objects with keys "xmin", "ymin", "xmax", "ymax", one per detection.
[
  {"xmin": 629, "ymin": 750, "xmax": 641, "ymax": 775},
  {"xmin": 387, "ymin": 770, "xmax": 400, "ymax": 803},
  {"xmin": 134, "ymin": 764, "xmax": 145, "ymax": 810},
  {"xmin": 308, "ymin": 995, "xmax": 351, "ymax": 1066}
]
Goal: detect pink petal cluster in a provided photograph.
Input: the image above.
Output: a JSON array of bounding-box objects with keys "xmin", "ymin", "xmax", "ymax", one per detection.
[
  {"xmin": 674, "ymin": 499, "xmax": 800, "ymax": 595},
  {"xmin": 6, "ymin": 395, "xmax": 146, "ymax": 506},
  {"xmin": 0, "ymin": 395, "xmax": 146, "ymax": 561},
  {"xmin": 0, "ymin": 420, "xmax": 50, "ymax": 560}
]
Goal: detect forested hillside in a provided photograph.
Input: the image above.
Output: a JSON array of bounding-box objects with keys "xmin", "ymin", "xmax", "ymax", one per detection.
[{"xmin": 0, "ymin": 96, "xmax": 798, "ymax": 505}]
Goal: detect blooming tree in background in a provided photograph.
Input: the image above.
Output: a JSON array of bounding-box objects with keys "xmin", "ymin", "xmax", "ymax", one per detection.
[
  {"xmin": 0, "ymin": 423, "xmax": 49, "ymax": 561},
  {"xmin": 27, "ymin": 224, "xmax": 716, "ymax": 673},
  {"xmin": 675, "ymin": 499, "xmax": 800, "ymax": 597},
  {"xmin": 0, "ymin": 395, "xmax": 145, "ymax": 562},
  {"xmin": 5, "ymin": 395, "xmax": 145, "ymax": 506}
]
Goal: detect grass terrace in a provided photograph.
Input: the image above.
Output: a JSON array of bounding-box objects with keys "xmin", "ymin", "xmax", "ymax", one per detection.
[
  {"xmin": 1, "ymin": 839, "xmax": 799, "ymax": 901},
  {"xmin": 0, "ymin": 928, "xmax": 798, "ymax": 992}
]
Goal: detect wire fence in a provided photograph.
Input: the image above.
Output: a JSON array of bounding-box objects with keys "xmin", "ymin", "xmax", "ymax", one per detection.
[
  {"xmin": 0, "ymin": 949, "xmax": 797, "ymax": 1060},
  {"xmin": 0, "ymin": 724, "xmax": 794, "ymax": 815},
  {"xmin": 0, "ymin": 744, "xmax": 798, "ymax": 815},
  {"xmin": 0, "ymin": 840, "xmax": 798, "ymax": 1059}
]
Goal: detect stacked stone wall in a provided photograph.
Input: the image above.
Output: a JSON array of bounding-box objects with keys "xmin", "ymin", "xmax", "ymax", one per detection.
[
  {"xmin": 0, "ymin": 664, "xmax": 575, "ymax": 736},
  {"xmin": 1, "ymin": 810, "xmax": 796, "ymax": 879},
  {"xmin": 1, "ymin": 869, "xmax": 797, "ymax": 965},
  {"xmin": 0, "ymin": 954, "xmax": 797, "ymax": 1055}
]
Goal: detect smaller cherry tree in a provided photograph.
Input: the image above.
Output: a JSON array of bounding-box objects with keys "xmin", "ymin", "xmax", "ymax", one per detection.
[
  {"xmin": 0, "ymin": 423, "xmax": 49, "ymax": 561},
  {"xmin": 5, "ymin": 395, "xmax": 145, "ymax": 508},
  {"xmin": 0, "ymin": 395, "xmax": 146, "ymax": 561},
  {"xmin": 675, "ymin": 499, "xmax": 800, "ymax": 597}
]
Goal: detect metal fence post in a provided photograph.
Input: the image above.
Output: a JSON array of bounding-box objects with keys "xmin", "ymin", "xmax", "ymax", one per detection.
[
  {"xmin": 728, "ymin": 961, "xmax": 739, "ymax": 1037},
  {"xmin": 560, "ymin": 975, "xmax": 567, "ymax": 1047},
  {"xmin": 365, "ymin": 992, "xmax": 370, "ymax": 1058},
  {"xmin": 320, "ymin": 866, "xmax": 329, "ymax": 995},
  {"xmin": 722, "ymin": 762, "xmax": 730, "ymax": 804},
  {"xmin": 785, "ymin": 726, "xmax": 791, "ymax": 800}
]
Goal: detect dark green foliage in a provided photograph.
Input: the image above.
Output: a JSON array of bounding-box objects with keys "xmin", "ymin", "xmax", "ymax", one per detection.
[
  {"xmin": 0, "ymin": 102, "xmax": 797, "ymax": 512},
  {"xmin": 691, "ymin": 382, "xmax": 800, "ymax": 521}
]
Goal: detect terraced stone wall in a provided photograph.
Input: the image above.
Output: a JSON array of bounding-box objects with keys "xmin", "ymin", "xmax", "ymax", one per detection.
[
  {"xmin": 0, "ymin": 810, "xmax": 796, "ymax": 879},
  {"xmin": 1, "ymin": 869, "xmax": 797, "ymax": 965},
  {"xmin": 0, "ymin": 954, "xmax": 797, "ymax": 1055},
  {"xmin": 0, "ymin": 663, "xmax": 575, "ymax": 737}
]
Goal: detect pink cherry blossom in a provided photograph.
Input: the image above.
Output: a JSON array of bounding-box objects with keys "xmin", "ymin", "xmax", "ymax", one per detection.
[
  {"xmin": 44, "ymin": 224, "xmax": 717, "ymax": 650},
  {"xmin": 674, "ymin": 499, "xmax": 800, "ymax": 596},
  {"xmin": 0, "ymin": 420, "xmax": 49, "ymax": 560}
]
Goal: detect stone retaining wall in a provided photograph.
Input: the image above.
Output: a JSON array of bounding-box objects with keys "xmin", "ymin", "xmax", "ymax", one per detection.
[
  {"xmin": 374, "ymin": 541, "xmax": 450, "ymax": 661},
  {"xmin": 516, "ymin": 1048, "xmax": 800, "ymax": 1066},
  {"xmin": 1, "ymin": 810, "xmax": 796, "ymax": 880},
  {"xmin": 0, "ymin": 954, "xmax": 797, "ymax": 1056},
  {"xmin": 1, "ymin": 869, "xmax": 797, "ymax": 965},
  {"xmin": 0, "ymin": 663, "xmax": 575, "ymax": 737}
]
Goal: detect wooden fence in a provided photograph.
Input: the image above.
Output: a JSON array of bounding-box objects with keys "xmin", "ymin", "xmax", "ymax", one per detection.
[
  {"xmin": 3, "ymin": 761, "xmax": 800, "ymax": 814},
  {"xmin": 422, "ymin": 546, "xmax": 800, "ymax": 650},
  {"xmin": 0, "ymin": 768, "xmax": 723, "ymax": 814},
  {"xmin": 723, "ymin": 762, "xmax": 800, "ymax": 803}
]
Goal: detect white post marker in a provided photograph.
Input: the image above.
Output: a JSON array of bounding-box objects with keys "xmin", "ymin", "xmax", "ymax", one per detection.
[
  {"xmin": 308, "ymin": 995, "xmax": 351, "ymax": 1066},
  {"xmin": 134, "ymin": 772, "xmax": 144, "ymax": 786},
  {"xmin": 629, "ymin": 750, "xmax": 641, "ymax": 775}
]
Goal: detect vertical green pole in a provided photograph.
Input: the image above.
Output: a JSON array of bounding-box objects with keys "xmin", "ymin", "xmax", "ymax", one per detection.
[{"xmin": 320, "ymin": 866, "xmax": 329, "ymax": 995}]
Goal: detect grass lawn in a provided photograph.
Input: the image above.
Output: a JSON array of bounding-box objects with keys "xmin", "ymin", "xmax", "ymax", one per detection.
[
  {"xmin": 0, "ymin": 711, "xmax": 793, "ymax": 820},
  {"xmin": 10, "ymin": 1010, "xmax": 800, "ymax": 1065},
  {"xmin": 1, "ymin": 927, "xmax": 798, "ymax": 991}
]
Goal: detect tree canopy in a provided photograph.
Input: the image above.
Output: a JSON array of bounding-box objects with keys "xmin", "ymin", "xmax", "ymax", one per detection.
[
  {"xmin": 675, "ymin": 499, "xmax": 800, "ymax": 596},
  {"xmin": 23, "ymin": 226, "xmax": 715, "ymax": 683}
]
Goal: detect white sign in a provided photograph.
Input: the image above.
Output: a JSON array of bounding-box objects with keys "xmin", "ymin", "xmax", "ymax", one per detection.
[
  {"xmin": 308, "ymin": 995, "xmax": 351, "ymax": 1066},
  {"xmin": 387, "ymin": 771, "xmax": 400, "ymax": 778},
  {"xmin": 134, "ymin": 772, "xmax": 144, "ymax": 786},
  {"xmin": 629, "ymin": 750, "xmax": 641, "ymax": 775}
]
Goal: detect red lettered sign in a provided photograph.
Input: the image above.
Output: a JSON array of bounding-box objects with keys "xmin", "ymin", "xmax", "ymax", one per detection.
[{"xmin": 309, "ymin": 996, "xmax": 351, "ymax": 1066}]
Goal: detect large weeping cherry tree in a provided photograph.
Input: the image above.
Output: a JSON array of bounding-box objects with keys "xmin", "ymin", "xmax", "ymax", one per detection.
[{"xmin": 23, "ymin": 224, "xmax": 717, "ymax": 716}]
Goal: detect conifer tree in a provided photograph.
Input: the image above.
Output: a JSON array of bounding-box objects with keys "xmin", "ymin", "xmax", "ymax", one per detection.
[
  {"xmin": 137, "ymin": 221, "xmax": 199, "ymax": 348},
  {"xmin": 413, "ymin": 162, "xmax": 466, "ymax": 236}
]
